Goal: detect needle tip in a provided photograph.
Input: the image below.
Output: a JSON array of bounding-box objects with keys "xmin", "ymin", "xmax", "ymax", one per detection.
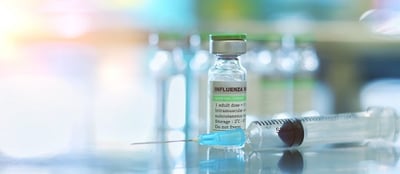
[{"xmin": 130, "ymin": 139, "xmax": 197, "ymax": 145}]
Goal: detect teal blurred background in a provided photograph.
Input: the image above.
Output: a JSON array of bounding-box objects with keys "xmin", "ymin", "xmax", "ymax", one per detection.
[{"xmin": 0, "ymin": 0, "xmax": 399, "ymax": 162}]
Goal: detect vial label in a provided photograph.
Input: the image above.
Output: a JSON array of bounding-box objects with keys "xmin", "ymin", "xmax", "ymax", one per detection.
[{"xmin": 209, "ymin": 81, "xmax": 247, "ymax": 131}]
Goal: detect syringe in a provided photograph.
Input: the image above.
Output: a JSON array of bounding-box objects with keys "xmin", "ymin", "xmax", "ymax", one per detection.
[
  {"xmin": 131, "ymin": 107, "xmax": 399, "ymax": 150},
  {"xmin": 248, "ymin": 107, "xmax": 399, "ymax": 150}
]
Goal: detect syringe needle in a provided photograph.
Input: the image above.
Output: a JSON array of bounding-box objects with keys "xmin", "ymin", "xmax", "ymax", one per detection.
[
  {"xmin": 130, "ymin": 139, "xmax": 197, "ymax": 145},
  {"xmin": 130, "ymin": 128, "xmax": 246, "ymax": 147}
]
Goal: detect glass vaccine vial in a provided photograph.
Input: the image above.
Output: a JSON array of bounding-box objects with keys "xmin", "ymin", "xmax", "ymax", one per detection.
[{"xmin": 208, "ymin": 34, "xmax": 247, "ymax": 132}]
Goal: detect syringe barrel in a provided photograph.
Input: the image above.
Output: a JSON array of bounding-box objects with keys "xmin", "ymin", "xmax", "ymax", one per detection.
[{"xmin": 247, "ymin": 107, "xmax": 399, "ymax": 150}]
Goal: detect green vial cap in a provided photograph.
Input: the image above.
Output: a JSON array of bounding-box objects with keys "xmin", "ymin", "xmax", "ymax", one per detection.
[
  {"xmin": 209, "ymin": 33, "xmax": 247, "ymax": 55},
  {"xmin": 210, "ymin": 33, "xmax": 247, "ymax": 41}
]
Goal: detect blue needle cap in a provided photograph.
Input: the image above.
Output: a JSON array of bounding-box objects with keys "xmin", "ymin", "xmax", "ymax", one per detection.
[{"xmin": 198, "ymin": 128, "xmax": 246, "ymax": 147}]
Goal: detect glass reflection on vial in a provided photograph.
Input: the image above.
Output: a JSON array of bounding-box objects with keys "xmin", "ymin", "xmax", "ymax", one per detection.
[{"xmin": 199, "ymin": 147, "xmax": 245, "ymax": 174}]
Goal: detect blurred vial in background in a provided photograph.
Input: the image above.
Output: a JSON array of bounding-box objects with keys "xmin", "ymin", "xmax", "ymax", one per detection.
[
  {"xmin": 182, "ymin": 33, "xmax": 202, "ymax": 138},
  {"xmin": 294, "ymin": 34, "xmax": 333, "ymax": 114},
  {"xmin": 246, "ymin": 33, "xmax": 332, "ymax": 121},
  {"xmin": 244, "ymin": 33, "xmax": 285, "ymax": 120},
  {"xmin": 148, "ymin": 32, "xmax": 186, "ymax": 135},
  {"xmin": 241, "ymin": 33, "xmax": 264, "ymax": 119},
  {"xmin": 190, "ymin": 33, "xmax": 213, "ymax": 134},
  {"xmin": 275, "ymin": 34, "xmax": 300, "ymax": 114},
  {"xmin": 181, "ymin": 33, "xmax": 205, "ymax": 168},
  {"xmin": 253, "ymin": 34, "xmax": 288, "ymax": 118},
  {"xmin": 293, "ymin": 35, "xmax": 319, "ymax": 113},
  {"xmin": 148, "ymin": 32, "xmax": 188, "ymax": 169}
]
